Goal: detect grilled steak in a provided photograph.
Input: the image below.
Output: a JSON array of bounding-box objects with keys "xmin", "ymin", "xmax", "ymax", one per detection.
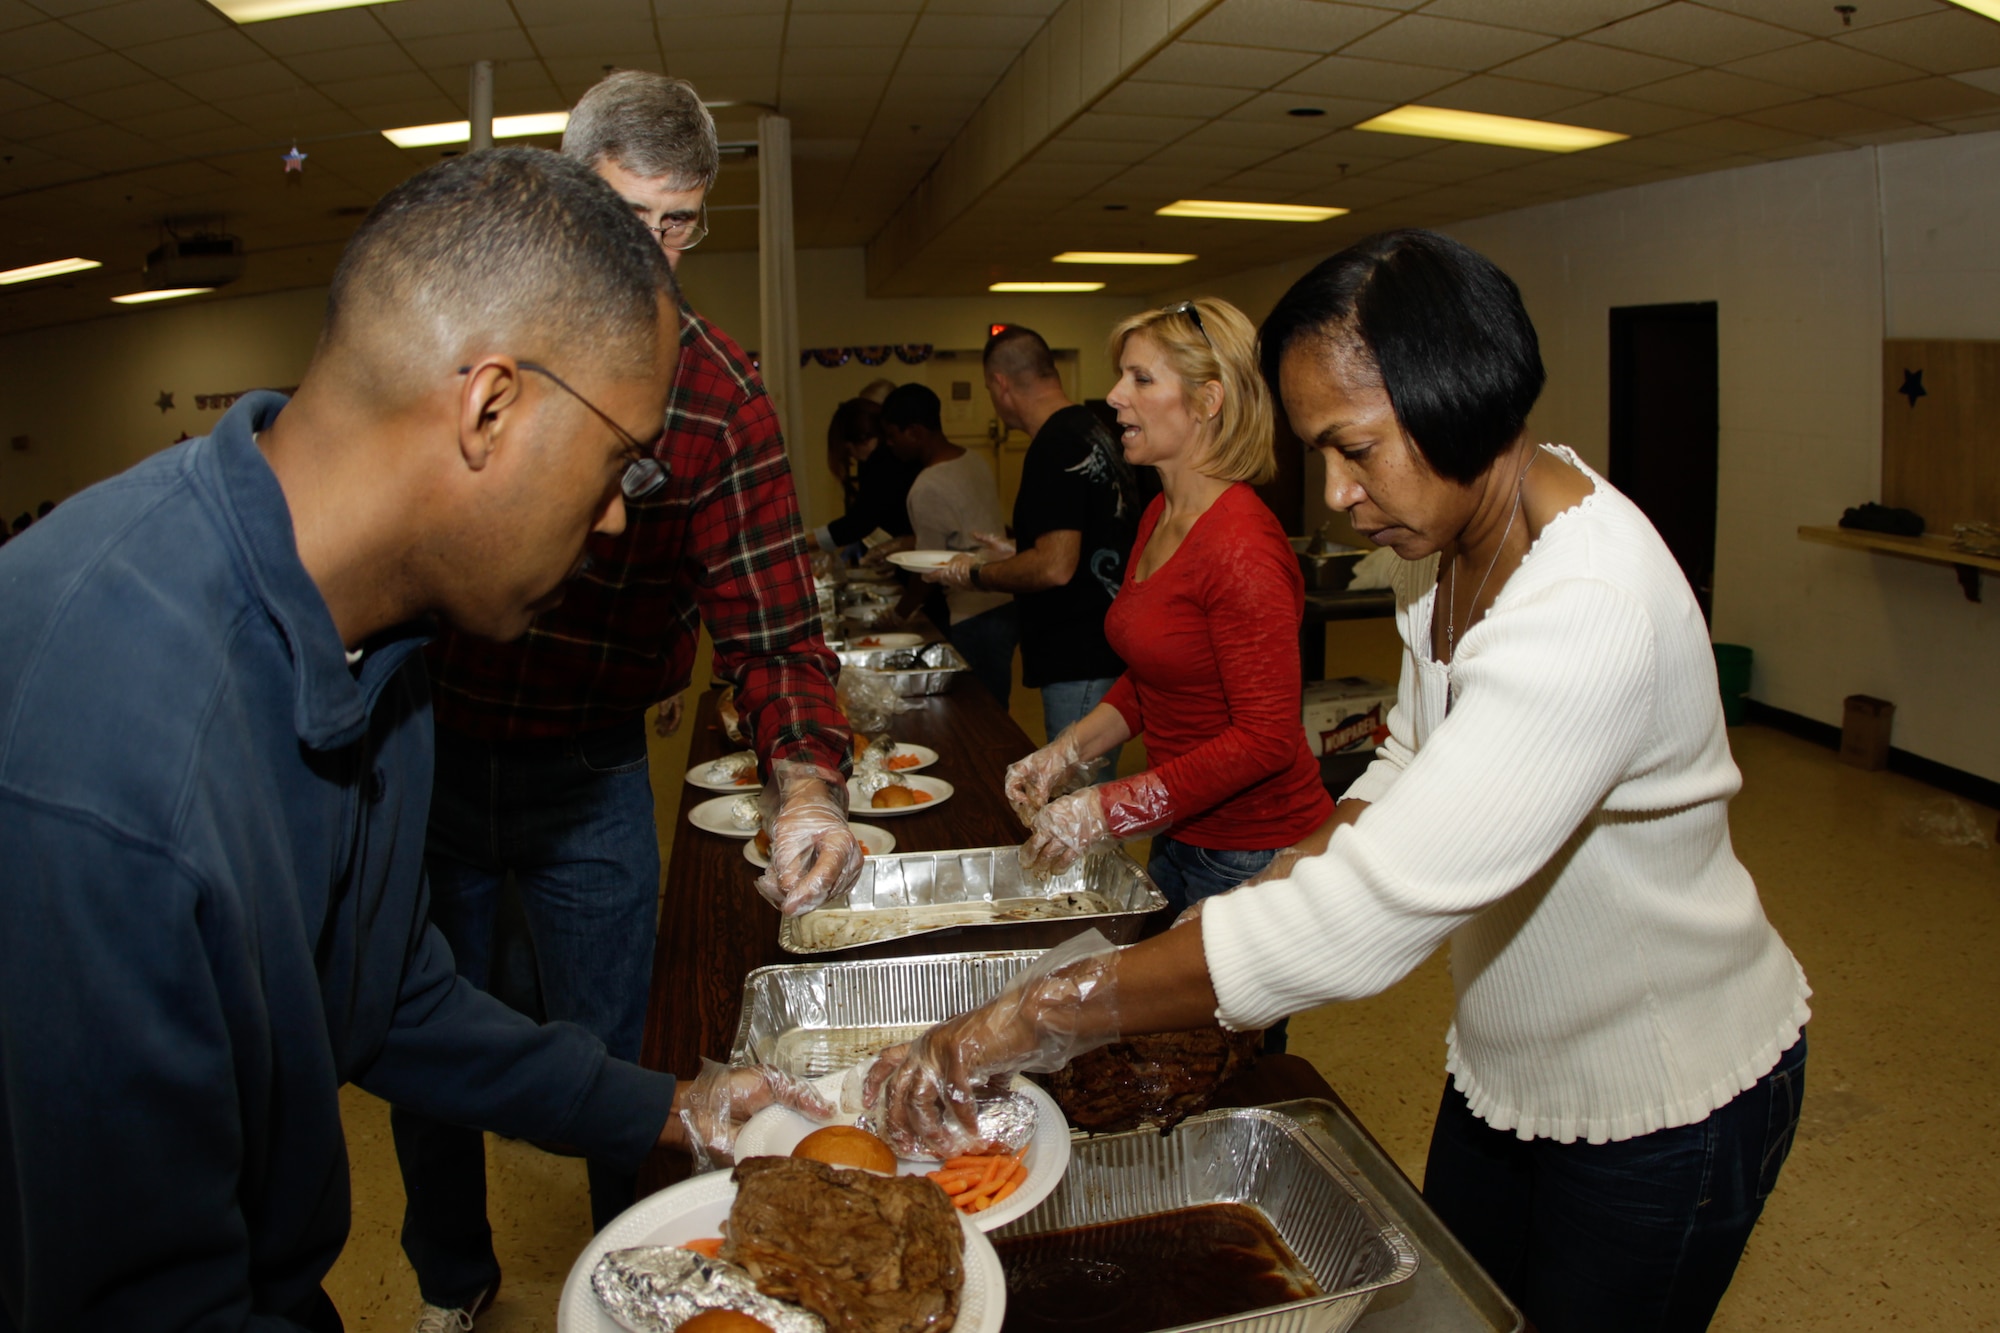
[
  {"xmin": 1036, "ymin": 1027, "xmax": 1261, "ymax": 1134},
  {"xmin": 724, "ymin": 1156, "xmax": 963, "ymax": 1333}
]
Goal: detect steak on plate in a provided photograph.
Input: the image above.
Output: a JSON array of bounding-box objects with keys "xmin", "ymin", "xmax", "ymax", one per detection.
[{"xmin": 724, "ymin": 1156, "xmax": 963, "ymax": 1333}]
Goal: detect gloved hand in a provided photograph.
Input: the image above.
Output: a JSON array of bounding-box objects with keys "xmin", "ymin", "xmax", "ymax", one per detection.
[
  {"xmin": 924, "ymin": 552, "xmax": 980, "ymax": 590},
  {"xmin": 676, "ymin": 1058, "xmax": 835, "ymax": 1174},
  {"xmin": 652, "ymin": 692, "xmax": 685, "ymax": 737},
  {"xmin": 863, "ymin": 931, "xmax": 1119, "ymax": 1158},
  {"xmin": 1020, "ymin": 771, "xmax": 1175, "ymax": 875},
  {"xmin": 754, "ymin": 760, "xmax": 864, "ymax": 915},
  {"xmin": 1003, "ymin": 726, "xmax": 1088, "ymax": 827}
]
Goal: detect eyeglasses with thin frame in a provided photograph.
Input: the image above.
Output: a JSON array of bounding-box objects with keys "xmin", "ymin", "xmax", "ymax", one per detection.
[
  {"xmin": 647, "ymin": 204, "xmax": 708, "ymax": 252},
  {"xmin": 1167, "ymin": 300, "xmax": 1211, "ymax": 346},
  {"xmin": 456, "ymin": 360, "xmax": 668, "ymax": 500}
]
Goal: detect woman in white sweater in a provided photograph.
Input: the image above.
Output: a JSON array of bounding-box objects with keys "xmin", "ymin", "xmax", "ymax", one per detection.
[{"xmin": 870, "ymin": 231, "xmax": 1808, "ymax": 1333}]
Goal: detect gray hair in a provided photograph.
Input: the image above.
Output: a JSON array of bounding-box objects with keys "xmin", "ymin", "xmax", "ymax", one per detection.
[
  {"xmin": 563, "ymin": 70, "xmax": 719, "ymax": 190},
  {"xmin": 324, "ymin": 147, "xmax": 677, "ymax": 395}
]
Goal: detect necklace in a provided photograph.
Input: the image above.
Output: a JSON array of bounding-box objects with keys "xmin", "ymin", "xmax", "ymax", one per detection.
[{"xmin": 1444, "ymin": 447, "xmax": 1538, "ymax": 663}]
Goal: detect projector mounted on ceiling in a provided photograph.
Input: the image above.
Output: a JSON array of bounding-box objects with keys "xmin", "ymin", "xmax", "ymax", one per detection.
[{"xmin": 144, "ymin": 234, "xmax": 246, "ymax": 291}]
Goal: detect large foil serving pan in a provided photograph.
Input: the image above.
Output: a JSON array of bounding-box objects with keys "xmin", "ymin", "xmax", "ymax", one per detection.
[
  {"xmin": 836, "ymin": 644, "xmax": 970, "ymax": 697},
  {"xmin": 731, "ymin": 949, "xmax": 1045, "ymax": 1075},
  {"xmin": 992, "ymin": 1106, "xmax": 1418, "ymax": 1333},
  {"xmin": 778, "ymin": 846, "xmax": 1166, "ymax": 957}
]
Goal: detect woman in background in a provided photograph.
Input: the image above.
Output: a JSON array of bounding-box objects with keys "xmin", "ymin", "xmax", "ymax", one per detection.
[{"xmin": 813, "ymin": 396, "xmax": 920, "ymax": 557}]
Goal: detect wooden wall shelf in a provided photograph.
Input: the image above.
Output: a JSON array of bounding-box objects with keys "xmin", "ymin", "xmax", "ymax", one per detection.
[{"xmin": 1798, "ymin": 525, "xmax": 2000, "ymax": 602}]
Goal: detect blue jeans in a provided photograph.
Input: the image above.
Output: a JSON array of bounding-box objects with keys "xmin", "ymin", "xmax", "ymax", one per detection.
[
  {"xmin": 947, "ymin": 602, "xmax": 1019, "ymax": 710},
  {"xmin": 1040, "ymin": 675, "xmax": 1121, "ymax": 780},
  {"xmin": 1423, "ymin": 1031, "xmax": 1807, "ymax": 1333},
  {"xmin": 391, "ymin": 720, "xmax": 661, "ymax": 1308},
  {"xmin": 1147, "ymin": 835, "xmax": 1287, "ymax": 1054}
]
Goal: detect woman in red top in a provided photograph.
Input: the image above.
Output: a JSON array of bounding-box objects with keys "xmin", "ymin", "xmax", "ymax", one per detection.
[{"xmin": 1008, "ymin": 298, "xmax": 1331, "ymax": 922}]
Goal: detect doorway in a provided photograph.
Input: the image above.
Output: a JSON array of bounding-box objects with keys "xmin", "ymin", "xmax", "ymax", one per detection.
[{"xmin": 1609, "ymin": 302, "xmax": 1719, "ymax": 620}]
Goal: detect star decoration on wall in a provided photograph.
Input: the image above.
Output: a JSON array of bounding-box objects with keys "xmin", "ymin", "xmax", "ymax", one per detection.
[
  {"xmin": 282, "ymin": 145, "xmax": 307, "ymax": 173},
  {"xmin": 1899, "ymin": 368, "xmax": 1926, "ymax": 407},
  {"xmin": 154, "ymin": 391, "xmax": 175, "ymax": 413}
]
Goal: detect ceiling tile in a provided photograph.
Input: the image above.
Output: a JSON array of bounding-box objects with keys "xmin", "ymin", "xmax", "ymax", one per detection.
[
  {"xmin": 1145, "ymin": 140, "xmax": 1258, "ymax": 171},
  {"xmin": 1552, "ymin": 93, "xmax": 1708, "ymax": 134},
  {"xmin": 1185, "ymin": 109, "xmax": 1361, "ymax": 148},
  {"xmin": 898, "ymin": 44, "xmax": 1015, "ymax": 78},
  {"xmin": 661, "ymin": 14, "xmax": 785, "ymax": 50},
  {"xmin": 1067, "ymin": 110, "xmax": 1204, "ymax": 143},
  {"xmin": 375, "ymin": 0, "xmax": 522, "ymax": 39},
  {"xmin": 128, "ymin": 100, "xmax": 240, "ymax": 141},
  {"xmin": 66, "ymin": 76, "xmax": 197, "ymax": 121},
  {"xmin": 668, "ymin": 48, "xmax": 783, "ymax": 81},
  {"xmin": 528, "ymin": 21, "xmax": 659, "ymax": 59},
  {"xmin": 1631, "ymin": 68, "xmax": 1809, "ymax": 115},
  {"xmin": 1739, "ymin": 95, "xmax": 1916, "ymax": 139},
  {"xmin": 175, "ymin": 57, "xmax": 304, "ymax": 99},
  {"xmin": 1843, "ymin": 74, "xmax": 2000, "ymax": 121},
  {"xmin": 396, "ymin": 29, "xmax": 538, "ymax": 66},
  {"xmin": 1097, "ymin": 79, "xmax": 1253, "ymax": 117},
  {"xmin": 1487, "ymin": 39, "xmax": 1692, "ymax": 92},
  {"xmin": 282, "ymin": 44, "xmax": 419, "ymax": 83},
  {"xmin": 5, "ymin": 98, "xmax": 98, "ymax": 138},
  {"xmin": 779, "ymin": 73, "xmax": 886, "ymax": 105},
  {"xmin": 1697, "ymin": 0, "xmax": 1941, "ymax": 39},
  {"xmin": 1655, "ymin": 117, "xmax": 1820, "ymax": 158},
  {"xmin": 34, "ymin": 122, "xmax": 155, "ymax": 171},
  {"xmin": 1588, "ymin": 5, "xmax": 1809, "ymax": 65},
  {"xmin": 64, "ymin": 0, "xmax": 228, "ymax": 48},
  {"xmin": 1719, "ymin": 39, "xmax": 1922, "ymax": 95},
  {"xmin": 1138, "ymin": 40, "xmax": 1317, "ymax": 88},
  {"xmin": 1227, "ymin": 88, "xmax": 1391, "ymax": 127},
  {"xmin": 16, "ymin": 51, "xmax": 153, "ymax": 99},
  {"xmin": 237, "ymin": 8, "xmax": 389, "ymax": 56},
  {"xmin": 1038, "ymin": 134, "xmax": 1164, "ymax": 163},
  {"xmin": 1336, "ymin": 15, "xmax": 1555, "ymax": 71},
  {"xmin": 0, "ymin": 75, "xmax": 45, "ymax": 112},
  {"xmin": 1837, "ymin": 10, "xmax": 2000, "ymax": 76},
  {"xmin": 1414, "ymin": 0, "xmax": 1658, "ymax": 38},
  {"xmin": 908, "ymin": 11, "xmax": 1043, "ymax": 46},
  {"xmin": 1276, "ymin": 53, "xmax": 1461, "ymax": 101},
  {"xmin": 312, "ymin": 71, "xmax": 442, "ymax": 108},
  {"xmin": 1179, "ymin": 0, "xmax": 1397, "ymax": 54},
  {"xmin": 785, "ymin": 11, "xmax": 916, "ymax": 46},
  {"xmin": 1417, "ymin": 72, "xmax": 1599, "ymax": 117},
  {"xmin": 126, "ymin": 29, "xmax": 268, "ymax": 77},
  {"xmin": 780, "ymin": 44, "xmax": 902, "ymax": 76},
  {"xmin": 0, "ymin": 0, "xmax": 42, "ymax": 33},
  {"xmin": 0, "ymin": 22, "xmax": 105, "ymax": 77}
]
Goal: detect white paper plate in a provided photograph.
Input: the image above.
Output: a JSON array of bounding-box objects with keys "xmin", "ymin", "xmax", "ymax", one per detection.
[
  {"xmin": 863, "ymin": 743, "xmax": 938, "ymax": 774},
  {"xmin": 685, "ymin": 751, "xmax": 762, "ymax": 793},
  {"xmin": 843, "ymin": 631, "xmax": 924, "ymax": 650},
  {"xmin": 557, "ymin": 1169, "xmax": 1006, "ymax": 1333},
  {"xmin": 744, "ymin": 822, "xmax": 897, "ymax": 869},
  {"xmin": 887, "ymin": 550, "xmax": 960, "ymax": 572},
  {"xmin": 846, "ymin": 774, "xmax": 954, "ymax": 817},
  {"xmin": 734, "ymin": 1076, "xmax": 1070, "ymax": 1233},
  {"xmin": 689, "ymin": 794, "xmax": 763, "ymax": 839}
]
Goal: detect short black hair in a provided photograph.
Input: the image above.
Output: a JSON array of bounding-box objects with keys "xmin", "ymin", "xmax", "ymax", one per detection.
[
  {"xmin": 1259, "ymin": 229, "xmax": 1544, "ymax": 485},
  {"xmin": 983, "ymin": 325, "xmax": 1057, "ymax": 382},
  {"xmin": 881, "ymin": 382, "xmax": 943, "ymax": 433},
  {"xmin": 325, "ymin": 146, "xmax": 677, "ymax": 394}
]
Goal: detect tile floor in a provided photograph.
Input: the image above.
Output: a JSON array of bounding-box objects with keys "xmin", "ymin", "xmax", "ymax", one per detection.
[{"xmin": 328, "ymin": 633, "xmax": 2000, "ymax": 1331}]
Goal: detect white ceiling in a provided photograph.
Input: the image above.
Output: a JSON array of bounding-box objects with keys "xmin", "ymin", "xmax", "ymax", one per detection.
[{"xmin": 5, "ymin": 0, "xmax": 2000, "ymax": 332}]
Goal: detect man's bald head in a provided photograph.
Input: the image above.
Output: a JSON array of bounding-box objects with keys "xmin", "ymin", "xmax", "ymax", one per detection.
[
  {"xmin": 983, "ymin": 325, "xmax": 1059, "ymax": 387},
  {"xmin": 322, "ymin": 147, "xmax": 677, "ymax": 406}
]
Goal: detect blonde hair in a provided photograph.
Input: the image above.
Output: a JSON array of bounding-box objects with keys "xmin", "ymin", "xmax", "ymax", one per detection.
[{"xmin": 1108, "ymin": 298, "xmax": 1274, "ymax": 485}]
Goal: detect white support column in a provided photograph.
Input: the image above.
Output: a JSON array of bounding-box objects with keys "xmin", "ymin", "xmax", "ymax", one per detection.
[
  {"xmin": 757, "ymin": 112, "xmax": 807, "ymax": 488},
  {"xmin": 469, "ymin": 61, "xmax": 494, "ymax": 152}
]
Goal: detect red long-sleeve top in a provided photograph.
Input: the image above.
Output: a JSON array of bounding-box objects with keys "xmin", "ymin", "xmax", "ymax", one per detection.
[{"xmin": 1102, "ymin": 484, "xmax": 1332, "ymax": 850}]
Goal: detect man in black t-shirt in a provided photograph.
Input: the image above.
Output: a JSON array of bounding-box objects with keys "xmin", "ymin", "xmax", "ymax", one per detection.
[{"xmin": 930, "ymin": 326, "xmax": 1139, "ymax": 767}]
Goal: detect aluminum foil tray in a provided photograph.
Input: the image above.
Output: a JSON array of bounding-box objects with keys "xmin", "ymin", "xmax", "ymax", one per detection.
[
  {"xmin": 778, "ymin": 846, "xmax": 1166, "ymax": 957},
  {"xmin": 992, "ymin": 1107, "xmax": 1419, "ymax": 1333},
  {"xmin": 835, "ymin": 644, "xmax": 970, "ymax": 696},
  {"xmin": 731, "ymin": 949, "xmax": 1045, "ymax": 1074}
]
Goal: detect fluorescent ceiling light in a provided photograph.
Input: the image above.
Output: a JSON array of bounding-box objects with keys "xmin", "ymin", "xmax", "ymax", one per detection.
[
  {"xmin": 1355, "ymin": 105, "xmax": 1627, "ymax": 153},
  {"xmin": 111, "ymin": 287, "xmax": 215, "ymax": 305},
  {"xmin": 211, "ymin": 0, "xmax": 407, "ymax": 21},
  {"xmin": 1053, "ymin": 251, "xmax": 1196, "ymax": 265},
  {"xmin": 1156, "ymin": 200, "xmax": 1346, "ymax": 222},
  {"xmin": 382, "ymin": 111, "xmax": 570, "ymax": 149},
  {"xmin": 1945, "ymin": 0, "xmax": 2000, "ymax": 20},
  {"xmin": 0, "ymin": 257, "xmax": 102, "ymax": 285},
  {"xmin": 989, "ymin": 281, "xmax": 1106, "ymax": 293}
]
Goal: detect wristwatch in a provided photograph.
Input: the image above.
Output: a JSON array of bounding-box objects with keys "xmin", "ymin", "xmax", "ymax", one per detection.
[{"xmin": 969, "ymin": 563, "xmax": 985, "ymax": 591}]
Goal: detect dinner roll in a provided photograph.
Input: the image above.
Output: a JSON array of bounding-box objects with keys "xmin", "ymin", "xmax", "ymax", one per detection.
[
  {"xmin": 680, "ymin": 1311, "xmax": 774, "ymax": 1333},
  {"xmin": 792, "ymin": 1124, "xmax": 898, "ymax": 1175},
  {"xmin": 871, "ymin": 785, "xmax": 917, "ymax": 810}
]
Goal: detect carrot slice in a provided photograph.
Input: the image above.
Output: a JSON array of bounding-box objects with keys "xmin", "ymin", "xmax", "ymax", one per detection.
[
  {"xmin": 681, "ymin": 1237, "xmax": 725, "ymax": 1258},
  {"xmin": 988, "ymin": 1174, "xmax": 1023, "ymax": 1205}
]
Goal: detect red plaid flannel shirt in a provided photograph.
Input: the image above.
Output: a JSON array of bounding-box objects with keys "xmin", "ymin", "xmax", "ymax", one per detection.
[{"xmin": 428, "ymin": 303, "xmax": 849, "ymax": 773}]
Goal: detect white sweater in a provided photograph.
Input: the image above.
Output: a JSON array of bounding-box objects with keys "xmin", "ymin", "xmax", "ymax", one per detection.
[{"xmin": 1203, "ymin": 447, "xmax": 1810, "ymax": 1144}]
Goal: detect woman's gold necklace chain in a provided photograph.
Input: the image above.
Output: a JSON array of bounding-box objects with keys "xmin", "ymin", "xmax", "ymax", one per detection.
[{"xmin": 1445, "ymin": 448, "xmax": 1538, "ymax": 661}]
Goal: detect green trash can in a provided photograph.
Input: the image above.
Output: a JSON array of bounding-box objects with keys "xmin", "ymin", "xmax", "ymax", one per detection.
[{"xmin": 1713, "ymin": 643, "xmax": 1752, "ymax": 726}]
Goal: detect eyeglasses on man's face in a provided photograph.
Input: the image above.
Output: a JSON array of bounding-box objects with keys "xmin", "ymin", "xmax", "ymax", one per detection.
[
  {"xmin": 457, "ymin": 360, "xmax": 668, "ymax": 500},
  {"xmin": 648, "ymin": 204, "xmax": 708, "ymax": 252}
]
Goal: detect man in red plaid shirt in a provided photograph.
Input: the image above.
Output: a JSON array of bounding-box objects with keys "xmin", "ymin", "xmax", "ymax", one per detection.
[{"xmin": 393, "ymin": 73, "xmax": 859, "ymax": 1330}]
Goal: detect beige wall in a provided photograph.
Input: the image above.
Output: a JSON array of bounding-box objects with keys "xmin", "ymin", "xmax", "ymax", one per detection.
[{"xmin": 1178, "ymin": 131, "xmax": 2000, "ymax": 783}]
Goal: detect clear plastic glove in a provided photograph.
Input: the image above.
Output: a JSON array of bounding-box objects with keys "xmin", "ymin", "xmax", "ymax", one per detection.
[
  {"xmin": 653, "ymin": 692, "xmax": 685, "ymax": 738},
  {"xmin": 1022, "ymin": 770, "xmax": 1177, "ymax": 875},
  {"xmin": 924, "ymin": 552, "xmax": 980, "ymax": 589},
  {"xmin": 753, "ymin": 760, "xmax": 864, "ymax": 916},
  {"xmin": 970, "ymin": 530, "xmax": 1016, "ymax": 561},
  {"xmin": 1003, "ymin": 725, "xmax": 1088, "ymax": 827},
  {"xmin": 678, "ymin": 1058, "xmax": 835, "ymax": 1174},
  {"xmin": 862, "ymin": 930, "xmax": 1119, "ymax": 1158}
]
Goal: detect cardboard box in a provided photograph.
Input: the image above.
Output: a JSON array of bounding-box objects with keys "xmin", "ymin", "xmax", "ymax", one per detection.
[
  {"xmin": 1302, "ymin": 676, "xmax": 1397, "ymax": 757},
  {"xmin": 1840, "ymin": 694, "xmax": 1894, "ymax": 771}
]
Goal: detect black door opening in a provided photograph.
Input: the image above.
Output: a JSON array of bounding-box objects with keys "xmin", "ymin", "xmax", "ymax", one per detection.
[{"xmin": 1609, "ymin": 302, "xmax": 1719, "ymax": 621}]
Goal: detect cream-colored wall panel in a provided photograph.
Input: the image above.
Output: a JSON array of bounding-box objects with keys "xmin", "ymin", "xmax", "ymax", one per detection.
[{"xmin": 1337, "ymin": 15, "xmax": 1554, "ymax": 72}]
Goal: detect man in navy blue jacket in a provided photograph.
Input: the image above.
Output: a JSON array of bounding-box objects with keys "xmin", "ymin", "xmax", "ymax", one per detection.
[{"xmin": 0, "ymin": 149, "xmax": 817, "ymax": 1332}]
